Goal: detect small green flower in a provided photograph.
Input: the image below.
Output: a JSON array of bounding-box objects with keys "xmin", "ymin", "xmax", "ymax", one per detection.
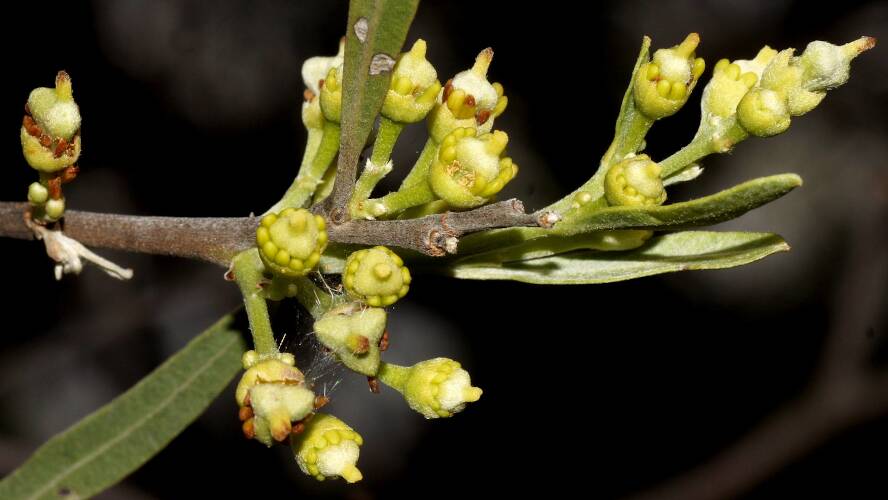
[
  {"xmin": 314, "ymin": 303, "xmax": 387, "ymax": 376},
  {"xmin": 604, "ymin": 154, "xmax": 666, "ymax": 207},
  {"xmin": 343, "ymin": 246, "xmax": 410, "ymax": 307},
  {"xmin": 633, "ymin": 33, "xmax": 705, "ymax": 120},
  {"xmin": 378, "ymin": 358, "xmax": 482, "ymax": 419},
  {"xmin": 256, "ymin": 208, "xmax": 328, "ymax": 278},
  {"xmin": 236, "ymin": 354, "xmax": 315, "ymax": 446},
  {"xmin": 381, "ymin": 39, "xmax": 442, "ymax": 123},
  {"xmin": 427, "ymin": 48, "xmax": 507, "ymax": 143},
  {"xmin": 21, "ymin": 71, "xmax": 82, "ymax": 173},
  {"xmin": 291, "ymin": 413, "xmax": 364, "ymax": 483},
  {"xmin": 428, "ymin": 127, "xmax": 518, "ymax": 209}
]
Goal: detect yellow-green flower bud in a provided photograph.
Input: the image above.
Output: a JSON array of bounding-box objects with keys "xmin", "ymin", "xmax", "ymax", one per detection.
[
  {"xmin": 44, "ymin": 197, "xmax": 66, "ymax": 222},
  {"xmin": 604, "ymin": 154, "xmax": 666, "ymax": 207},
  {"xmin": 21, "ymin": 71, "xmax": 82, "ymax": 173},
  {"xmin": 758, "ymin": 49, "xmax": 824, "ymax": 117},
  {"xmin": 302, "ymin": 38, "xmax": 345, "ymax": 96},
  {"xmin": 342, "ymin": 246, "xmax": 410, "ymax": 307},
  {"xmin": 702, "ymin": 47, "xmax": 776, "ymax": 118},
  {"xmin": 382, "ymin": 39, "xmax": 442, "ymax": 123},
  {"xmin": 427, "ymin": 48, "xmax": 507, "ymax": 143},
  {"xmin": 378, "ymin": 358, "xmax": 483, "ymax": 419},
  {"xmin": 319, "ymin": 65, "xmax": 343, "ymax": 123},
  {"xmin": 428, "ymin": 127, "xmax": 518, "ymax": 209},
  {"xmin": 314, "ymin": 303, "xmax": 387, "ymax": 376},
  {"xmin": 737, "ymin": 87, "xmax": 791, "ymax": 137},
  {"xmin": 256, "ymin": 208, "xmax": 328, "ymax": 278},
  {"xmin": 236, "ymin": 356, "xmax": 315, "ymax": 446},
  {"xmin": 291, "ymin": 413, "xmax": 364, "ymax": 483},
  {"xmin": 633, "ymin": 33, "xmax": 705, "ymax": 120},
  {"xmin": 27, "ymin": 182, "xmax": 49, "ymax": 205},
  {"xmin": 798, "ymin": 37, "xmax": 875, "ymax": 92}
]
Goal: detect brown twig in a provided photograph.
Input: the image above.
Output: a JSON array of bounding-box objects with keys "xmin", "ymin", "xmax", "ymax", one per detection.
[{"xmin": 0, "ymin": 200, "xmax": 553, "ymax": 265}]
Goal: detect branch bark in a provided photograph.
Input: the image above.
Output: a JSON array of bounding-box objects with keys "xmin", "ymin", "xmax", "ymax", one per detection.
[{"xmin": 0, "ymin": 200, "xmax": 552, "ymax": 266}]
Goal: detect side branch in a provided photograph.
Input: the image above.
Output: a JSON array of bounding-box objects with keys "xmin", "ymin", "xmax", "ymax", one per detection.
[
  {"xmin": 0, "ymin": 202, "xmax": 255, "ymax": 267},
  {"xmin": 0, "ymin": 199, "xmax": 554, "ymax": 265},
  {"xmin": 327, "ymin": 199, "xmax": 555, "ymax": 256}
]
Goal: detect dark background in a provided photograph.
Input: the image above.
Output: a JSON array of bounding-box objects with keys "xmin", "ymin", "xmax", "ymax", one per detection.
[{"xmin": 1, "ymin": 1, "xmax": 887, "ymax": 498}]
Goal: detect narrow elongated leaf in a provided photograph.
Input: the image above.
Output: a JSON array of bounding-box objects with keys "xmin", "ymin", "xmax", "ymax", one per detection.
[
  {"xmin": 328, "ymin": 0, "xmax": 419, "ymax": 208},
  {"xmin": 556, "ymin": 174, "xmax": 802, "ymax": 235},
  {"xmin": 448, "ymin": 231, "xmax": 789, "ymax": 284},
  {"xmin": 0, "ymin": 315, "xmax": 247, "ymax": 500},
  {"xmin": 456, "ymin": 174, "xmax": 800, "ymax": 256}
]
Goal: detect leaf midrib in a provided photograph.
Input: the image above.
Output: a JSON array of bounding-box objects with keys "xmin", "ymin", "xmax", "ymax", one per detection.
[{"xmin": 24, "ymin": 333, "xmax": 239, "ymax": 500}]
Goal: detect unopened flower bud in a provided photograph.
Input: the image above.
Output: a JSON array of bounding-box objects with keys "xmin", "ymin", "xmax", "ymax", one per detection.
[
  {"xmin": 634, "ymin": 34, "xmax": 705, "ymax": 119},
  {"xmin": 314, "ymin": 303, "xmax": 387, "ymax": 376},
  {"xmin": 428, "ymin": 127, "xmax": 518, "ymax": 209},
  {"xmin": 291, "ymin": 413, "xmax": 364, "ymax": 483},
  {"xmin": 21, "ymin": 71, "xmax": 82, "ymax": 173},
  {"xmin": 737, "ymin": 87, "xmax": 791, "ymax": 137},
  {"xmin": 343, "ymin": 246, "xmax": 410, "ymax": 307},
  {"xmin": 236, "ymin": 356, "xmax": 315, "ymax": 446},
  {"xmin": 256, "ymin": 208, "xmax": 328, "ymax": 278},
  {"xmin": 382, "ymin": 39, "xmax": 442, "ymax": 123},
  {"xmin": 702, "ymin": 47, "xmax": 776, "ymax": 118},
  {"xmin": 428, "ymin": 48, "xmax": 507, "ymax": 143},
  {"xmin": 378, "ymin": 358, "xmax": 482, "ymax": 419},
  {"xmin": 604, "ymin": 154, "xmax": 666, "ymax": 207}
]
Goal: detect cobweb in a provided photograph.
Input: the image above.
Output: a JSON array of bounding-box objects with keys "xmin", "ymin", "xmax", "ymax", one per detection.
[{"xmin": 276, "ymin": 274, "xmax": 348, "ymax": 400}]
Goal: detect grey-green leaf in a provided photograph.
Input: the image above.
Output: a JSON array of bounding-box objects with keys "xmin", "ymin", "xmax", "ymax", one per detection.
[
  {"xmin": 328, "ymin": 0, "xmax": 419, "ymax": 209},
  {"xmin": 0, "ymin": 315, "xmax": 247, "ymax": 500},
  {"xmin": 448, "ymin": 231, "xmax": 789, "ymax": 284},
  {"xmin": 555, "ymin": 173, "xmax": 802, "ymax": 236}
]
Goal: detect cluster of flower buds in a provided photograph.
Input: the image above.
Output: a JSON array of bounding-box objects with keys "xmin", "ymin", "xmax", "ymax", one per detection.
[
  {"xmin": 236, "ymin": 351, "xmax": 316, "ymax": 446},
  {"xmin": 604, "ymin": 154, "xmax": 666, "ymax": 207},
  {"xmin": 378, "ymin": 358, "xmax": 483, "ymax": 419},
  {"xmin": 381, "ymin": 39, "xmax": 442, "ymax": 123},
  {"xmin": 428, "ymin": 127, "xmax": 518, "ymax": 209},
  {"xmin": 737, "ymin": 37, "xmax": 875, "ymax": 137},
  {"xmin": 428, "ymin": 48, "xmax": 507, "ymax": 143},
  {"xmin": 634, "ymin": 34, "xmax": 706, "ymax": 120},
  {"xmin": 21, "ymin": 71, "xmax": 82, "ymax": 222},
  {"xmin": 256, "ymin": 208, "xmax": 328, "ymax": 278}
]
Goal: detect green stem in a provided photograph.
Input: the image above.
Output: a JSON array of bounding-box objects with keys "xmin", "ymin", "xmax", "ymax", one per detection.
[
  {"xmin": 232, "ymin": 249, "xmax": 278, "ymax": 356},
  {"xmin": 660, "ymin": 122, "xmax": 749, "ymax": 178},
  {"xmin": 377, "ymin": 362, "xmax": 410, "ymax": 393},
  {"xmin": 366, "ymin": 181, "xmax": 437, "ymax": 218},
  {"xmin": 370, "ymin": 117, "xmax": 405, "ymax": 166},
  {"xmin": 398, "ymin": 138, "xmax": 437, "ymax": 189},
  {"xmin": 268, "ymin": 121, "xmax": 341, "ymax": 213},
  {"xmin": 311, "ymin": 166, "xmax": 337, "ymax": 206},
  {"xmin": 292, "ymin": 276, "xmax": 341, "ymax": 319}
]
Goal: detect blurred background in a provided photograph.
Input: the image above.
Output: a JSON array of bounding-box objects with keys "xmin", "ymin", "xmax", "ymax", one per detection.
[{"xmin": 1, "ymin": 0, "xmax": 886, "ymax": 498}]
